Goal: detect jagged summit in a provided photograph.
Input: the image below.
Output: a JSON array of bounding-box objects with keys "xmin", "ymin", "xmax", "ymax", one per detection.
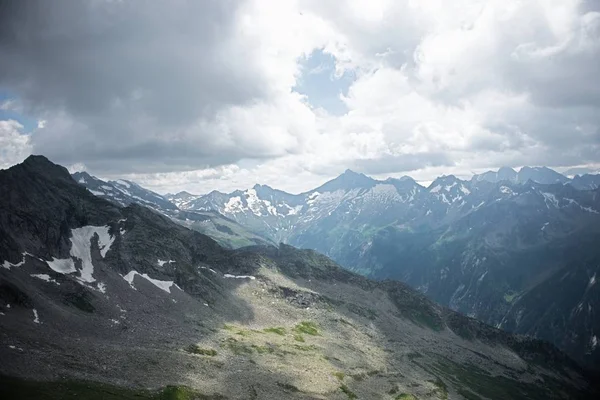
[
  {"xmin": 312, "ymin": 168, "xmax": 376, "ymax": 193},
  {"xmin": 428, "ymin": 174, "xmax": 462, "ymax": 188},
  {"xmin": 252, "ymin": 183, "xmax": 273, "ymax": 190},
  {"xmin": 473, "ymin": 166, "xmax": 572, "ymax": 185},
  {"xmin": 14, "ymin": 155, "xmax": 74, "ymax": 182},
  {"xmin": 383, "ymin": 175, "xmax": 417, "ymax": 183},
  {"xmin": 178, "ymin": 190, "xmax": 197, "ymax": 197},
  {"xmin": 518, "ymin": 166, "xmax": 569, "ymax": 184}
]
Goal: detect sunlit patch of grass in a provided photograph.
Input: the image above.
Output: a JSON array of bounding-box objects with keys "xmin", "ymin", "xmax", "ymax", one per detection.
[
  {"xmin": 185, "ymin": 345, "xmax": 217, "ymax": 356},
  {"xmin": 333, "ymin": 371, "xmax": 345, "ymax": 381},
  {"xmin": 263, "ymin": 327, "xmax": 286, "ymax": 335},
  {"xmin": 339, "ymin": 384, "xmax": 357, "ymax": 399},
  {"xmin": 221, "ymin": 338, "xmax": 253, "ymax": 355},
  {"xmin": 395, "ymin": 394, "xmax": 418, "ymax": 400},
  {"xmin": 293, "ymin": 321, "xmax": 319, "ymax": 336},
  {"xmin": 251, "ymin": 344, "xmax": 276, "ymax": 354},
  {"xmin": 428, "ymin": 377, "xmax": 448, "ymax": 400}
]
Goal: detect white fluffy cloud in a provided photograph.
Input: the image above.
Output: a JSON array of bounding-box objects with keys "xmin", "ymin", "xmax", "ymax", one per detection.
[
  {"xmin": 0, "ymin": 120, "xmax": 32, "ymax": 170},
  {"xmin": 1, "ymin": 0, "xmax": 598, "ymax": 193}
]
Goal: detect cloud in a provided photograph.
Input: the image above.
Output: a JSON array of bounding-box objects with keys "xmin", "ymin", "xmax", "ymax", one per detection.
[
  {"xmin": 0, "ymin": 0, "xmax": 599, "ymax": 193},
  {"xmin": 0, "ymin": 0, "xmax": 331, "ymax": 172},
  {"xmin": 0, "ymin": 120, "xmax": 32, "ymax": 169}
]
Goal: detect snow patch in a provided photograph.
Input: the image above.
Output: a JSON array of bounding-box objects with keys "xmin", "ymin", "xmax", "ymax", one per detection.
[
  {"xmin": 46, "ymin": 226, "xmax": 114, "ymax": 283},
  {"xmin": 363, "ymin": 184, "xmax": 402, "ymax": 204},
  {"xmin": 244, "ymin": 188, "xmax": 264, "ymax": 216},
  {"xmin": 31, "ymin": 274, "xmax": 60, "ymax": 285},
  {"xmin": 430, "ymin": 185, "xmax": 441, "ymax": 193},
  {"xmin": 473, "ymin": 201, "xmax": 485, "ymax": 209},
  {"xmin": 224, "ymin": 274, "xmax": 256, "ymax": 280},
  {"xmin": 116, "ymin": 180, "xmax": 131, "ymax": 188},
  {"xmin": 2, "ymin": 252, "xmax": 30, "ymax": 270},
  {"xmin": 224, "ymin": 196, "xmax": 244, "ymax": 214},
  {"xmin": 78, "ymin": 177, "xmax": 86, "ymax": 184},
  {"xmin": 88, "ymin": 189, "xmax": 104, "ymax": 196},
  {"xmin": 32, "ymin": 309, "xmax": 40, "ymax": 324},
  {"xmin": 157, "ymin": 259, "xmax": 175, "ymax": 267},
  {"xmin": 477, "ymin": 271, "xmax": 488, "ymax": 283},
  {"xmin": 582, "ymin": 206, "xmax": 599, "ymax": 214},
  {"xmin": 590, "ymin": 273, "xmax": 596, "ymax": 287},
  {"xmin": 97, "ymin": 282, "xmax": 107, "ymax": 293},
  {"xmin": 459, "ymin": 185, "xmax": 471, "ymax": 195},
  {"xmin": 499, "ymin": 186, "xmax": 513, "ymax": 195},
  {"xmin": 592, "ymin": 335, "xmax": 598, "ymax": 350},
  {"xmin": 444, "ymin": 182, "xmax": 457, "ymax": 191},
  {"xmin": 46, "ymin": 258, "xmax": 77, "ymax": 274},
  {"xmin": 541, "ymin": 192, "xmax": 559, "ymax": 208},
  {"xmin": 286, "ymin": 205, "xmax": 303, "ymax": 216},
  {"xmin": 200, "ymin": 266, "xmax": 217, "ymax": 274},
  {"xmin": 122, "ymin": 271, "xmax": 180, "ymax": 293},
  {"xmin": 70, "ymin": 226, "xmax": 114, "ymax": 282},
  {"xmin": 541, "ymin": 222, "xmax": 549, "ymax": 231}
]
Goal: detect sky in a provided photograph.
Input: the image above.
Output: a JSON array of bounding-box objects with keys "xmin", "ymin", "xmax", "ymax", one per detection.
[{"xmin": 1, "ymin": 0, "xmax": 599, "ymax": 195}]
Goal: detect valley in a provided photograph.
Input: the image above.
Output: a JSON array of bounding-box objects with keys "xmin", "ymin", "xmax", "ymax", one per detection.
[{"xmin": 74, "ymin": 166, "xmax": 600, "ymax": 370}]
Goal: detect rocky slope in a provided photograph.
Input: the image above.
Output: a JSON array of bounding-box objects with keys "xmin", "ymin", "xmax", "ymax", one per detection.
[
  {"xmin": 72, "ymin": 171, "xmax": 273, "ymax": 249},
  {"xmin": 1, "ymin": 156, "xmax": 598, "ymax": 399},
  {"xmin": 165, "ymin": 167, "xmax": 600, "ymax": 370}
]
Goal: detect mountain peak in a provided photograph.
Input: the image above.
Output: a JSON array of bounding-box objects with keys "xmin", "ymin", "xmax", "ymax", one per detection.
[
  {"xmin": 431, "ymin": 174, "xmax": 459, "ymax": 184},
  {"xmin": 313, "ymin": 169, "xmax": 375, "ymax": 193},
  {"xmin": 252, "ymin": 183, "xmax": 274, "ymax": 191},
  {"xmin": 383, "ymin": 176, "xmax": 417, "ymax": 184},
  {"xmin": 15, "ymin": 155, "xmax": 73, "ymax": 182},
  {"xmin": 517, "ymin": 166, "xmax": 568, "ymax": 184},
  {"xmin": 342, "ymin": 168, "xmax": 362, "ymax": 176},
  {"xmin": 472, "ymin": 167, "xmax": 517, "ymax": 183},
  {"xmin": 23, "ymin": 154, "xmax": 52, "ymax": 165}
]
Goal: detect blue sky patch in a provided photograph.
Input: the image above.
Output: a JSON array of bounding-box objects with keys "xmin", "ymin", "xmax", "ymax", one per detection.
[
  {"xmin": 293, "ymin": 49, "xmax": 354, "ymax": 116},
  {"xmin": 0, "ymin": 91, "xmax": 38, "ymax": 132}
]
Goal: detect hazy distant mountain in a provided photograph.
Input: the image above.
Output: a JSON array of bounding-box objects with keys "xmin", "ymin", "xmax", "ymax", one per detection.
[
  {"xmin": 4, "ymin": 156, "xmax": 596, "ymax": 399},
  {"xmin": 571, "ymin": 174, "xmax": 600, "ymax": 190},
  {"xmin": 472, "ymin": 166, "xmax": 518, "ymax": 183},
  {"xmin": 472, "ymin": 166, "xmax": 572, "ymax": 184},
  {"xmin": 563, "ymin": 167, "xmax": 600, "ymax": 177}
]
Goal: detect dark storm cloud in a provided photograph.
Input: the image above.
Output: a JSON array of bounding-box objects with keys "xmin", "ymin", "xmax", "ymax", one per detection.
[{"xmin": 0, "ymin": 0, "xmax": 278, "ymax": 171}]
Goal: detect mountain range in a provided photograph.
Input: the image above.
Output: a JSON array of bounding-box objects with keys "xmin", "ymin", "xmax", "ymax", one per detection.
[
  {"xmin": 3, "ymin": 156, "xmax": 599, "ymax": 398},
  {"xmin": 72, "ymin": 165, "xmax": 600, "ymax": 373}
]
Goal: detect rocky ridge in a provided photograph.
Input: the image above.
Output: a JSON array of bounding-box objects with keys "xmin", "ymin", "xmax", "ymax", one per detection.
[{"xmin": 1, "ymin": 156, "xmax": 598, "ymax": 399}]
